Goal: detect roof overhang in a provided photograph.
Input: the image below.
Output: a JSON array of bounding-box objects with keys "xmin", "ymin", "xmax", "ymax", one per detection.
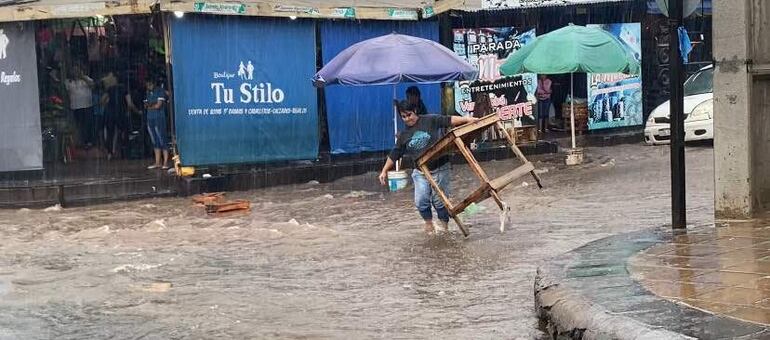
[
  {"xmin": 479, "ymin": 0, "xmax": 633, "ymax": 11},
  {"xmin": 0, "ymin": 0, "xmax": 155, "ymax": 22}
]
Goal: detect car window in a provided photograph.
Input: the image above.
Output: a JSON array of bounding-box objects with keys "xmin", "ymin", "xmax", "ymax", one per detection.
[{"xmin": 684, "ymin": 68, "xmax": 713, "ymax": 96}]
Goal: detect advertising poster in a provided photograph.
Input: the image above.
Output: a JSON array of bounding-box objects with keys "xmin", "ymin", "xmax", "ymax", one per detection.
[
  {"xmin": 171, "ymin": 16, "xmax": 318, "ymax": 166},
  {"xmin": 452, "ymin": 27, "xmax": 537, "ymax": 131},
  {"xmin": 586, "ymin": 23, "xmax": 643, "ymax": 130},
  {"xmin": 0, "ymin": 22, "xmax": 42, "ymax": 171}
]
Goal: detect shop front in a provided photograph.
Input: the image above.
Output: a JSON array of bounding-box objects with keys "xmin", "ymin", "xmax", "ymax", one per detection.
[
  {"xmin": 0, "ymin": 0, "xmax": 177, "ymax": 206},
  {"xmin": 447, "ymin": 0, "xmax": 647, "ymax": 135},
  {"xmin": 36, "ymin": 14, "xmax": 168, "ymax": 166},
  {"xmin": 168, "ymin": 14, "xmax": 319, "ymax": 166}
]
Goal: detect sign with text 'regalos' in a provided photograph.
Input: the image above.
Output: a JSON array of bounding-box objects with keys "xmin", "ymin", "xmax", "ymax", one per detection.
[
  {"xmin": 0, "ymin": 22, "xmax": 42, "ymax": 172},
  {"xmin": 171, "ymin": 16, "xmax": 318, "ymax": 165}
]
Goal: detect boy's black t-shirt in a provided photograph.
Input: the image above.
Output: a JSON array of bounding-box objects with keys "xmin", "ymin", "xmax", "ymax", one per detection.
[{"xmin": 389, "ymin": 114, "xmax": 451, "ymax": 171}]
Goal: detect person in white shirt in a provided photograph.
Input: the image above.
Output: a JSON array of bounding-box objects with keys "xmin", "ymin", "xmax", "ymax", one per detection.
[{"xmin": 65, "ymin": 65, "xmax": 95, "ymax": 147}]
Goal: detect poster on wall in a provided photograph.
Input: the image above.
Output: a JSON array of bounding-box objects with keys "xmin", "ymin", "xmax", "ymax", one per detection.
[
  {"xmin": 586, "ymin": 23, "xmax": 643, "ymax": 131},
  {"xmin": 0, "ymin": 22, "xmax": 42, "ymax": 172},
  {"xmin": 452, "ymin": 27, "xmax": 537, "ymax": 132},
  {"xmin": 171, "ymin": 16, "xmax": 318, "ymax": 166}
]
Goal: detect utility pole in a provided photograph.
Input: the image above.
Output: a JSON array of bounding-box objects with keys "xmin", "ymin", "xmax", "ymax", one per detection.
[{"xmin": 669, "ymin": 0, "xmax": 686, "ymax": 229}]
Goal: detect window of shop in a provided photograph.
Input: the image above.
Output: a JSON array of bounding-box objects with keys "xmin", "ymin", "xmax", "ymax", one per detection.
[{"xmin": 36, "ymin": 14, "xmax": 169, "ymax": 169}]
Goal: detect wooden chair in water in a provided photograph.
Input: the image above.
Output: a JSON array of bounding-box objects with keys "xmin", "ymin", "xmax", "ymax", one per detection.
[{"xmin": 416, "ymin": 114, "xmax": 543, "ymax": 237}]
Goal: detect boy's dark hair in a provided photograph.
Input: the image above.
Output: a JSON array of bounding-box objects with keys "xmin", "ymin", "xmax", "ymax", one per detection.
[
  {"xmin": 406, "ymin": 86, "xmax": 420, "ymax": 97},
  {"xmin": 397, "ymin": 100, "xmax": 419, "ymax": 114}
]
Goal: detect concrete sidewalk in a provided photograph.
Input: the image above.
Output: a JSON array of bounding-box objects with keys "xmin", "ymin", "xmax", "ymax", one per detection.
[
  {"xmin": 536, "ymin": 222, "xmax": 770, "ymax": 339},
  {"xmin": 542, "ymin": 127, "xmax": 645, "ymax": 149}
]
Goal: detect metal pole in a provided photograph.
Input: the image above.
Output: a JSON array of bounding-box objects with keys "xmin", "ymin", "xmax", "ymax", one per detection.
[
  {"xmin": 669, "ymin": 0, "xmax": 686, "ymax": 229},
  {"xmin": 393, "ymin": 85, "xmax": 400, "ymax": 171},
  {"xmin": 570, "ymin": 73, "xmax": 576, "ymax": 149}
]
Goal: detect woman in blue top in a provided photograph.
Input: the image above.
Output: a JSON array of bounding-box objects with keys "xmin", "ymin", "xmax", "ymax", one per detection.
[{"xmin": 144, "ymin": 79, "xmax": 169, "ymax": 170}]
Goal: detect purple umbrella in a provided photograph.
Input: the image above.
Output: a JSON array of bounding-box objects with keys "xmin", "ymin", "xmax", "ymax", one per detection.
[
  {"xmin": 313, "ymin": 33, "xmax": 478, "ymax": 87},
  {"xmin": 313, "ymin": 33, "xmax": 478, "ymax": 170}
]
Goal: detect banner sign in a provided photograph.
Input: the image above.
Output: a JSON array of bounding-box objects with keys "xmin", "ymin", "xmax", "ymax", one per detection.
[
  {"xmin": 51, "ymin": 2, "xmax": 106, "ymax": 15},
  {"xmin": 586, "ymin": 23, "xmax": 643, "ymax": 130},
  {"xmin": 193, "ymin": 2, "xmax": 246, "ymax": 14},
  {"xmin": 452, "ymin": 27, "xmax": 537, "ymax": 129},
  {"xmin": 171, "ymin": 16, "xmax": 318, "ymax": 166},
  {"xmin": 0, "ymin": 22, "xmax": 42, "ymax": 172},
  {"xmin": 330, "ymin": 7, "xmax": 356, "ymax": 18},
  {"xmin": 482, "ymin": 0, "xmax": 632, "ymax": 9},
  {"xmin": 422, "ymin": 6, "xmax": 435, "ymax": 18},
  {"xmin": 273, "ymin": 5, "xmax": 320, "ymax": 15},
  {"xmin": 387, "ymin": 8, "xmax": 419, "ymax": 20}
]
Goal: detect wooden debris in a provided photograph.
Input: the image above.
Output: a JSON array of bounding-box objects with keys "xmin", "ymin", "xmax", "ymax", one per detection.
[
  {"xmin": 204, "ymin": 199, "xmax": 251, "ymax": 214},
  {"xmin": 192, "ymin": 192, "xmax": 251, "ymax": 215},
  {"xmin": 192, "ymin": 192, "xmax": 225, "ymax": 206}
]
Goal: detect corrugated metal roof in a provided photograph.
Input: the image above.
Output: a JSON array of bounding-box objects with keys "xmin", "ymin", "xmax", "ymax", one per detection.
[
  {"xmin": 161, "ymin": 0, "xmax": 442, "ymax": 20},
  {"xmin": 0, "ymin": 0, "xmax": 471, "ymax": 22},
  {"xmin": 0, "ymin": 0, "xmax": 636, "ymax": 23}
]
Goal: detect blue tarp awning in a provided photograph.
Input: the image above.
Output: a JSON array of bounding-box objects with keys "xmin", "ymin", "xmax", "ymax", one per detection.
[{"xmin": 320, "ymin": 21, "xmax": 441, "ymax": 155}]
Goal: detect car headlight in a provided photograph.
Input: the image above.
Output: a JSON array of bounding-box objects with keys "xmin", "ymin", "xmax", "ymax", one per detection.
[
  {"xmin": 647, "ymin": 114, "xmax": 655, "ymax": 124},
  {"xmin": 687, "ymin": 99, "xmax": 713, "ymax": 122}
]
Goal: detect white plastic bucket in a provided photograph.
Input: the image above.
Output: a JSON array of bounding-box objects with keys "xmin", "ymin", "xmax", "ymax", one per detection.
[{"xmin": 387, "ymin": 170, "xmax": 409, "ymax": 192}]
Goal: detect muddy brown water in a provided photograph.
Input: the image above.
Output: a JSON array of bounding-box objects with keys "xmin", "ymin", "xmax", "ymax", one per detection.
[{"xmin": 0, "ymin": 143, "xmax": 715, "ymax": 339}]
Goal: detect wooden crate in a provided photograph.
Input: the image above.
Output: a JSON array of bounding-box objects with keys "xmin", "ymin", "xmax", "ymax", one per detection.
[{"xmin": 562, "ymin": 102, "xmax": 588, "ymax": 132}]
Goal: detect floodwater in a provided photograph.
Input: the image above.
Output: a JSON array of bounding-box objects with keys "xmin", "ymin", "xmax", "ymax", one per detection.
[{"xmin": 0, "ymin": 143, "xmax": 715, "ymax": 339}]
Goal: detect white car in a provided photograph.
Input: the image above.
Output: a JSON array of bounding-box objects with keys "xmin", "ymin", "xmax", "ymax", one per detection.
[{"xmin": 644, "ymin": 65, "xmax": 713, "ymax": 145}]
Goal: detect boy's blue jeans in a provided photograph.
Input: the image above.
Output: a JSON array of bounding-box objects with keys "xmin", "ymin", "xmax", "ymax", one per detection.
[{"xmin": 411, "ymin": 164, "xmax": 450, "ymax": 222}]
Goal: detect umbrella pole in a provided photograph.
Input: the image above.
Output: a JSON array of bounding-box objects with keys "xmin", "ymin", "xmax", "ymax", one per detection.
[
  {"xmin": 570, "ymin": 73, "xmax": 576, "ymax": 149},
  {"xmin": 393, "ymin": 85, "xmax": 400, "ymax": 171}
]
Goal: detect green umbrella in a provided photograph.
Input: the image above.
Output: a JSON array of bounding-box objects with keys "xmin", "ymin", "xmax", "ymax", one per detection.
[{"xmin": 499, "ymin": 24, "xmax": 640, "ymax": 152}]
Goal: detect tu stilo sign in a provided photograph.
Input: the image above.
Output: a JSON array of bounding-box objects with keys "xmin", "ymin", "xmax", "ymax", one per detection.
[
  {"xmin": 452, "ymin": 27, "xmax": 537, "ymax": 142},
  {"xmin": 170, "ymin": 16, "xmax": 318, "ymax": 166},
  {"xmin": 586, "ymin": 23, "xmax": 643, "ymax": 130}
]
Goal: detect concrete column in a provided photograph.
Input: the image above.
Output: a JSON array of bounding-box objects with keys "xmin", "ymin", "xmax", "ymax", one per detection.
[
  {"xmin": 748, "ymin": 0, "xmax": 770, "ymax": 214},
  {"xmin": 714, "ymin": 0, "xmax": 753, "ymax": 218}
]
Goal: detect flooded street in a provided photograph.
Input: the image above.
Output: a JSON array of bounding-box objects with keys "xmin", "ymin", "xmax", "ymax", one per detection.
[{"xmin": 0, "ymin": 143, "xmax": 715, "ymax": 339}]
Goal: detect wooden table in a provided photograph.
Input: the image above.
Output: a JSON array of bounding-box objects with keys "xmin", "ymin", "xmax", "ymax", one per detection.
[{"xmin": 416, "ymin": 114, "xmax": 543, "ymax": 237}]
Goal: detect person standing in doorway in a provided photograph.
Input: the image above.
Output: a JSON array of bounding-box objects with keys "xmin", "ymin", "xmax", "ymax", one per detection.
[
  {"xmin": 536, "ymin": 74, "xmax": 552, "ymax": 134},
  {"xmin": 66, "ymin": 64, "xmax": 96, "ymax": 147},
  {"xmin": 144, "ymin": 78, "xmax": 169, "ymax": 169},
  {"xmin": 405, "ymin": 86, "xmax": 428, "ymax": 116},
  {"xmin": 378, "ymin": 101, "xmax": 478, "ymax": 234},
  {"xmin": 101, "ymin": 71, "xmax": 141, "ymax": 160},
  {"xmin": 393, "ymin": 86, "xmax": 428, "ymax": 116}
]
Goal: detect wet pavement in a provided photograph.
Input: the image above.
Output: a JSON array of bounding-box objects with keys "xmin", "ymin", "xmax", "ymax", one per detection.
[
  {"xmin": 0, "ymin": 143, "xmax": 716, "ymax": 339},
  {"xmin": 535, "ymin": 226, "xmax": 770, "ymax": 339},
  {"xmin": 631, "ymin": 220, "xmax": 770, "ymax": 326}
]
